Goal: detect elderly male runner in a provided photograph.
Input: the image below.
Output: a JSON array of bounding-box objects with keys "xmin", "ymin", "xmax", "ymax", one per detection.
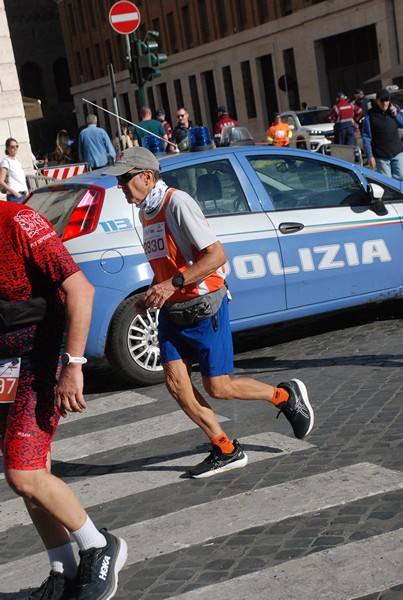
[{"xmin": 105, "ymin": 147, "xmax": 314, "ymax": 478}]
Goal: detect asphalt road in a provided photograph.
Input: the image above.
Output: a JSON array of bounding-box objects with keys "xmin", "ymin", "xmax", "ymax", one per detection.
[{"xmin": 1, "ymin": 300, "xmax": 402, "ymax": 599}]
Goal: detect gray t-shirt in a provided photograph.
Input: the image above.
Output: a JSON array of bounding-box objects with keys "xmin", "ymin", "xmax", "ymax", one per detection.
[{"xmin": 141, "ymin": 188, "xmax": 217, "ymax": 265}]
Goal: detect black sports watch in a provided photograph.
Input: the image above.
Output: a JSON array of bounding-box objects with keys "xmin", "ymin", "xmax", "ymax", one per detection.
[{"xmin": 172, "ymin": 273, "xmax": 186, "ymax": 289}]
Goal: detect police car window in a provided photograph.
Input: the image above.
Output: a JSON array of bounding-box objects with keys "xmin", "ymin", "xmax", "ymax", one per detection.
[
  {"xmin": 367, "ymin": 178, "xmax": 403, "ymax": 203},
  {"xmin": 161, "ymin": 159, "xmax": 250, "ymax": 216},
  {"xmin": 248, "ymin": 156, "xmax": 367, "ymax": 210}
]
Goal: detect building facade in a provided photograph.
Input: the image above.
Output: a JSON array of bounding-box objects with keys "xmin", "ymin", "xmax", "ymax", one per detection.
[
  {"xmin": 0, "ymin": 0, "xmax": 33, "ymax": 199},
  {"xmin": 59, "ymin": 0, "xmax": 402, "ymax": 140},
  {"xmin": 5, "ymin": 0, "xmax": 75, "ymax": 157}
]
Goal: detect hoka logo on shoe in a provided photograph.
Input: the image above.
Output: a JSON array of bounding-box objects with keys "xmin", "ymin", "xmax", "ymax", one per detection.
[{"xmin": 99, "ymin": 555, "xmax": 111, "ymax": 581}]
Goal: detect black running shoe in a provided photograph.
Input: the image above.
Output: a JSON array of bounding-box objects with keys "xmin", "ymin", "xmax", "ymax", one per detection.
[
  {"xmin": 26, "ymin": 570, "xmax": 75, "ymax": 600},
  {"xmin": 276, "ymin": 378, "xmax": 314, "ymax": 439},
  {"xmin": 76, "ymin": 529, "xmax": 127, "ymax": 600},
  {"xmin": 188, "ymin": 439, "xmax": 248, "ymax": 478}
]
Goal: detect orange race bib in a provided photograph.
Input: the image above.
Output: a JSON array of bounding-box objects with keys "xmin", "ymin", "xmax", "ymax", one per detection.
[{"xmin": 0, "ymin": 358, "xmax": 21, "ymax": 403}]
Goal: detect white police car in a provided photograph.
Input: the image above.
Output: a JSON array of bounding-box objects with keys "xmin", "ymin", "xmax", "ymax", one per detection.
[{"xmin": 25, "ymin": 146, "xmax": 403, "ymax": 386}]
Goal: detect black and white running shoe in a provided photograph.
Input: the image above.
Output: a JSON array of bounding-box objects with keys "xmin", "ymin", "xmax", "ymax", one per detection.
[
  {"xmin": 26, "ymin": 570, "xmax": 76, "ymax": 600},
  {"xmin": 188, "ymin": 439, "xmax": 248, "ymax": 479},
  {"xmin": 76, "ymin": 529, "xmax": 127, "ymax": 600},
  {"xmin": 276, "ymin": 379, "xmax": 314, "ymax": 439}
]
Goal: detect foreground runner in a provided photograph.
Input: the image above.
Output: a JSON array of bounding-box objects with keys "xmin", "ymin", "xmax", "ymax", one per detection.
[{"xmin": 0, "ymin": 202, "xmax": 127, "ymax": 599}]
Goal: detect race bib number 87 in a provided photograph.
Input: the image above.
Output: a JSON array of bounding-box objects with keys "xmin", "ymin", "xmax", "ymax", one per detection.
[
  {"xmin": 0, "ymin": 358, "xmax": 21, "ymax": 403},
  {"xmin": 143, "ymin": 222, "xmax": 168, "ymax": 260}
]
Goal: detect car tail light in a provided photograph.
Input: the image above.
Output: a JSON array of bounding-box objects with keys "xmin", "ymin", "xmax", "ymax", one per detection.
[{"xmin": 62, "ymin": 186, "xmax": 105, "ymax": 242}]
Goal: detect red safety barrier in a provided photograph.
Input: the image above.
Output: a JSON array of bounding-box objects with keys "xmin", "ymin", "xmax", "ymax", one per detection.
[{"xmin": 40, "ymin": 162, "xmax": 90, "ymax": 180}]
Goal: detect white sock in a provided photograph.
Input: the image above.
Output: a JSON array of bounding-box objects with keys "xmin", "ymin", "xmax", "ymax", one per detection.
[
  {"xmin": 47, "ymin": 542, "xmax": 77, "ymax": 580},
  {"xmin": 71, "ymin": 516, "xmax": 107, "ymax": 551}
]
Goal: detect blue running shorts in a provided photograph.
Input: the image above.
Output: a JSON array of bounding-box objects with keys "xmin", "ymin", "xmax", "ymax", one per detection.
[{"xmin": 158, "ymin": 297, "xmax": 234, "ymax": 377}]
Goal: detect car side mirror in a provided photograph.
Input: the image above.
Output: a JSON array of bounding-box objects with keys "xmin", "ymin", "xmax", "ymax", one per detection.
[{"xmin": 367, "ymin": 182, "xmax": 388, "ymax": 215}]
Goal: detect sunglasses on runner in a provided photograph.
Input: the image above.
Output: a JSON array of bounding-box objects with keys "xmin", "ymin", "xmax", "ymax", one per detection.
[{"xmin": 117, "ymin": 170, "xmax": 144, "ymax": 185}]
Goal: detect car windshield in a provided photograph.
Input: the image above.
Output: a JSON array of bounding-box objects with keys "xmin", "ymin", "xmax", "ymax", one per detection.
[
  {"xmin": 25, "ymin": 186, "xmax": 88, "ymax": 235},
  {"xmin": 298, "ymin": 110, "xmax": 331, "ymax": 126}
]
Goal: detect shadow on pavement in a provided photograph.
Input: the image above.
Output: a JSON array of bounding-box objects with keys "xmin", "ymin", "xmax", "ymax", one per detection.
[{"xmin": 52, "ymin": 441, "xmax": 283, "ymax": 480}]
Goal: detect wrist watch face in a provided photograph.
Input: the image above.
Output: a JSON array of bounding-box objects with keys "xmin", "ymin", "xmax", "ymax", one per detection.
[
  {"xmin": 173, "ymin": 273, "xmax": 185, "ymax": 288},
  {"xmin": 61, "ymin": 353, "xmax": 71, "ymax": 365}
]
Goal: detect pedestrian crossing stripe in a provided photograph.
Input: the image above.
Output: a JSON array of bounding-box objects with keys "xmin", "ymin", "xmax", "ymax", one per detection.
[
  {"xmin": 53, "ymin": 410, "xmax": 226, "ymax": 462},
  {"xmin": 0, "ymin": 391, "xmax": 158, "ymax": 480},
  {"xmin": 1, "ymin": 387, "xmax": 402, "ymax": 598},
  {"xmin": 0, "ymin": 431, "xmax": 313, "ymax": 532},
  {"xmin": 166, "ymin": 529, "xmax": 403, "ymax": 600},
  {"xmin": 1, "ymin": 462, "xmax": 402, "ymax": 593},
  {"xmin": 0, "ymin": 410, "xmax": 230, "ymax": 481},
  {"xmin": 108, "ymin": 462, "xmax": 403, "ymax": 564},
  {"xmin": 57, "ymin": 390, "xmax": 157, "ymax": 423}
]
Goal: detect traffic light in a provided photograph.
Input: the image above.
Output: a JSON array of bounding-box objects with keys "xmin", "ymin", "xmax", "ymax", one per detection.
[
  {"xmin": 128, "ymin": 31, "xmax": 168, "ymax": 91},
  {"xmin": 128, "ymin": 39, "xmax": 145, "ymax": 87},
  {"xmin": 139, "ymin": 32, "xmax": 168, "ymax": 82}
]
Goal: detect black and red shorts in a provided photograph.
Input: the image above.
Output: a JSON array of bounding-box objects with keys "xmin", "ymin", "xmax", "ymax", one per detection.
[{"xmin": 0, "ymin": 355, "xmax": 60, "ymax": 470}]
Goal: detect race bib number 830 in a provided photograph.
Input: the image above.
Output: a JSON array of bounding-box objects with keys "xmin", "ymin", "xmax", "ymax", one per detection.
[{"xmin": 143, "ymin": 222, "xmax": 168, "ymax": 260}]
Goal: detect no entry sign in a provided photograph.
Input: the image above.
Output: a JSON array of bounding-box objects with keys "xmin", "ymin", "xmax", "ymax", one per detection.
[{"xmin": 109, "ymin": 1, "xmax": 140, "ymax": 35}]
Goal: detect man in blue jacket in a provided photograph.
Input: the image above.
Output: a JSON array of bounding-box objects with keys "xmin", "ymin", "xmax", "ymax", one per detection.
[
  {"xmin": 362, "ymin": 89, "xmax": 403, "ymax": 180},
  {"xmin": 79, "ymin": 114, "xmax": 116, "ymax": 169}
]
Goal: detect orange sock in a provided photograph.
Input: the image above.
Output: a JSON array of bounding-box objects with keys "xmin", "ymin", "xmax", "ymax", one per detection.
[
  {"xmin": 270, "ymin": 386, "xmax": 289, "ymax": 406},
  {"xmin": 210, "ymin": 433, "xmax": 235, "ymax": 454}
]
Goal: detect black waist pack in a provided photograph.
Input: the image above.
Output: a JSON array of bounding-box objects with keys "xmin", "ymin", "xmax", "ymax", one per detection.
[
  {"xmin": 166, "ymin": 285, "xmax": 227, "ymax": 326},
  {"xmin": 0, "ymin": 297, "xmax": 48, "ymax": 333}
]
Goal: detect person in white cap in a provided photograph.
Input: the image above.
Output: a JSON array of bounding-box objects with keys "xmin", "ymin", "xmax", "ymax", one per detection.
[{"xmin": 105, "ymin": 147, "xmax": 314, "ymax": 479}]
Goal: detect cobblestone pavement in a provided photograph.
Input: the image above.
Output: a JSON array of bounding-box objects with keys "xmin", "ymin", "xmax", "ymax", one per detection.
[{"xmin": 0, "ymin": 300, "xmax": 402, "ymax": 599}]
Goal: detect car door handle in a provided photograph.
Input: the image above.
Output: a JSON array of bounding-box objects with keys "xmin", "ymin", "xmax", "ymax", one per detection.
[{"xmin": 279, "ymin": 222, "xmax": 305, "ymax": 234}]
